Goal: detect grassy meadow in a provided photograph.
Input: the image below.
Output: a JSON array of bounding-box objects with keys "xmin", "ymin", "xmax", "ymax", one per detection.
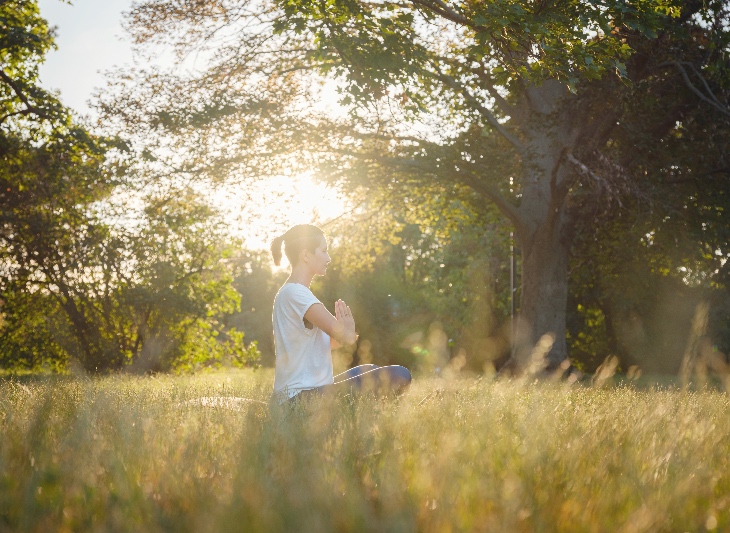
[{"xmin": 1, "ymin": 370, "xmax": 729, "ymax": 532}]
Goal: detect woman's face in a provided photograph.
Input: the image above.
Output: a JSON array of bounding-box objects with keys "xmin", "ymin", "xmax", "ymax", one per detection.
[{"xmin": 311, "ymin": 236, "xmax": 331, "ymax": 276}]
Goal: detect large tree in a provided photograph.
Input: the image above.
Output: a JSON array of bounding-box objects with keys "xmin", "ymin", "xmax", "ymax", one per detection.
[
  {"xmin": 0, "ymin": 1, "xmax": 260, "ymax": 373},
  {"xmin": 118, "ymin": 0, "xmax": 730, "ymax": 370},
  {"xmin": 0, "ymin": 0, "xmax": 113, "ymax": 369}
]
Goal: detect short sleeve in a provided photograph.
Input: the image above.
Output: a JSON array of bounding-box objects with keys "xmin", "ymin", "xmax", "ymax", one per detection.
[{"xmin": 283, "ymin": 284, "xmax": 322, "ymax": 323}]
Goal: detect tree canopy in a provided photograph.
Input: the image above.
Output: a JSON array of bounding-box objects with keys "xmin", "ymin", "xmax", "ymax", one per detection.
[{"xmin": 113, "ymin": 0, "xmax": 730, "ymax": 372}]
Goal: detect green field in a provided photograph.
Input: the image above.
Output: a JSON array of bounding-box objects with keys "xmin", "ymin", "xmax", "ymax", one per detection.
[{"xmin": 1, "ymin": 371, "xmax": 729, "ymax": 532}]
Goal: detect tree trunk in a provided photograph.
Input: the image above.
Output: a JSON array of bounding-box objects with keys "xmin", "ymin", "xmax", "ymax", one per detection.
[
  {"xmin": 516, "ymin": 214, "xmax": 571, "ymax": 369},
  {"xmin": 509, "ymin": 80, "xmax": 578, "ymax": 371}
]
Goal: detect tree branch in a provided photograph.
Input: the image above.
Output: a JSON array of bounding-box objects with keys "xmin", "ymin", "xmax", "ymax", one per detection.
[
  {"xmin": 660, "ymin": 61, "xmax": 730, "ymax": 118},
  {"xmin": 0, "ymin": 108, "xmax": 35, "ymax": 126},
  {"xmin": 407, "ymin": 0, "xmax": 472, "ymax": 27},
  {"xmin": 461, "ymin": 173, "xmax": 524, "ymax": 232},
  {"xmin": 566, "ymin": 152, "xmax": 601, "ymax": 183},
  {"xmin": 435, "ymin": 71, "xmax": 525, "ymax": 152},
  {"xmin": 468, "ymin": 63, "xmax": 518, "ymax": 118},
  {"xmin": 0, "ymin": 69, "xmax": 49, "ymax": 121},
  {"xmin": 375, "ymin": 154, "xmax": 524, "ymax": 231},
  {"xmin": 434, "ymin": 53, "xmax": 519, "ymax": 119}
]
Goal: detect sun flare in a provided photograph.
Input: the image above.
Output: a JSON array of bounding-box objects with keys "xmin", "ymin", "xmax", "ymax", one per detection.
[{"xmin": 214, "ymin": 172, "xmax": 349, "ymax": 260}]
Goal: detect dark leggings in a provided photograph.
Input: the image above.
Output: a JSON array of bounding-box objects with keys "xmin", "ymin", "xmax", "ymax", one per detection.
[{"xmin": 296, "ymin": 364, "xmax": 411, "ymax": 400}]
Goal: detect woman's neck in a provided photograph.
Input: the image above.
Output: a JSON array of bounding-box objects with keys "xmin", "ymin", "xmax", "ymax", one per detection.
[{"xmin": 287, "ymin": 264, "xmax": 314, "ymax": 287}]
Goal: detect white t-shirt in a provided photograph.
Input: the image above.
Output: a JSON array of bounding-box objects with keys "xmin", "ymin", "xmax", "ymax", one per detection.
[{"xmin": 272, "ymin": 283, "xmax": 333, "ymax": 403}]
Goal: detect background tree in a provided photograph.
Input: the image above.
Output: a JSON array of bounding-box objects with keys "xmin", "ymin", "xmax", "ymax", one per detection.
[
  {"xmin": 227, "ymin": 251, "xmax": 287, "ymax": 367},
  {"xmin": 0, "ymin": 1, "xmax": 260, "ymax": 373},
  {"xmin": 122, "ymin": 193, "xmax": 261, "ymax": 373},
  {"xmin": 1, "ymin": 0, "xmax": 115, "ymax": 371}
]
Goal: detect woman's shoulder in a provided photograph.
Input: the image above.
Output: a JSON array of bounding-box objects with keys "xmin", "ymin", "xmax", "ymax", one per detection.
[
  {"xmin": 276, "ymin": 282, "xmax": 316, "ymax": 302},
  {"xmin": 274, "ymin": 283, "xmax": 321, "ymax": 316}
]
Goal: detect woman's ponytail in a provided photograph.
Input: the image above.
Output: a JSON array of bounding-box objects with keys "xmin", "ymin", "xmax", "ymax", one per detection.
[{"xmin": 271, "ymin": 235, "xmax": 285, "ymax": 266}]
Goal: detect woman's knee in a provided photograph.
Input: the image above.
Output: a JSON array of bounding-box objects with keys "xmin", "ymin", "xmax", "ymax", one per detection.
[{"xmin": 385, "ymin": 365, "xmax": 411, "ymax": 385}]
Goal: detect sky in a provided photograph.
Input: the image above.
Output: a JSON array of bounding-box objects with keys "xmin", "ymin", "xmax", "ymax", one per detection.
[
  {"xmin": 37, "ymin": 0, "xmax": 136, "ymax": 117},
  {"xmin": 36, "ymin": 0, "xmax": 349, "ymax": 254}
]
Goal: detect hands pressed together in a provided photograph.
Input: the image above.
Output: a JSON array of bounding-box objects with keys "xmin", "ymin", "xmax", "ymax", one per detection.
[{"xmin": 334, "ymin": 299, "xmax": 357, "ymax": 345}]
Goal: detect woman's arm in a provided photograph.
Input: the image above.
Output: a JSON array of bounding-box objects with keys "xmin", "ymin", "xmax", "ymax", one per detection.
[{"xmin": 304, "ymin": 299, "xmax": 357, "ymax": 346}]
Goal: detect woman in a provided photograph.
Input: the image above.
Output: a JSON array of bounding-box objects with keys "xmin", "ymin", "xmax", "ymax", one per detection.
[{"xmin": 270, "ymin": 224, "xmax": 411, "ymax": 404}]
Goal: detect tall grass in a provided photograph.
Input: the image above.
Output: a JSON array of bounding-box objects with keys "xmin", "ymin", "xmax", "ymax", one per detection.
[{"xmin": 1, "ymin": 371, "xmax": 729, "ymax": 532}]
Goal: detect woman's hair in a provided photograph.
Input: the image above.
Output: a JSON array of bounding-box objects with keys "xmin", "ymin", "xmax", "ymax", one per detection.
[{"xmin": 271, "ymin": 224, "xmax": 325, "ymax": 267}]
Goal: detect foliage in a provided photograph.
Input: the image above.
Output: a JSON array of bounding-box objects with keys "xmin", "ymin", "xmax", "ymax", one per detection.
[
  {"xmin": 1, "ymin": 0, "xmax": 115, "ymax": 372},
  {"xmin": 318, "ymin": 198, "xmax": 515, "ymax": 373},
  {"xmin": 2, "ymin": 372, "xmax": 730, "ymax": 531},
  {"xmin": 274, "ymin": 0, "xmax": 674, "ymax": 98},
  {"xmin": 0, "ymin": 0, "xmax": 68, "ymax": 133},
  {"xmin": 0, "ymin": 1, "xmax": 260, "ymax": 373},
  {"xmin": 567, "ymin": 190, "xmax": 730, "ymax": 373},
  {"xmin": 1, "ymin": 186, "xmax": 261, "ymax": 373},
  {"xmin": 0, "ymin": 290, "xmax": 69, "ymax": 372},
  {"xmin": 119, "ymin": 0, "xmax": 730, "ymax": 370},
  {"xmin": 226, "ymin": 251, "xmax": 288, "ymax": 366},
  {"xmin": 116, "ymin": 193, "xmax": 261, "ymax": 373}
]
